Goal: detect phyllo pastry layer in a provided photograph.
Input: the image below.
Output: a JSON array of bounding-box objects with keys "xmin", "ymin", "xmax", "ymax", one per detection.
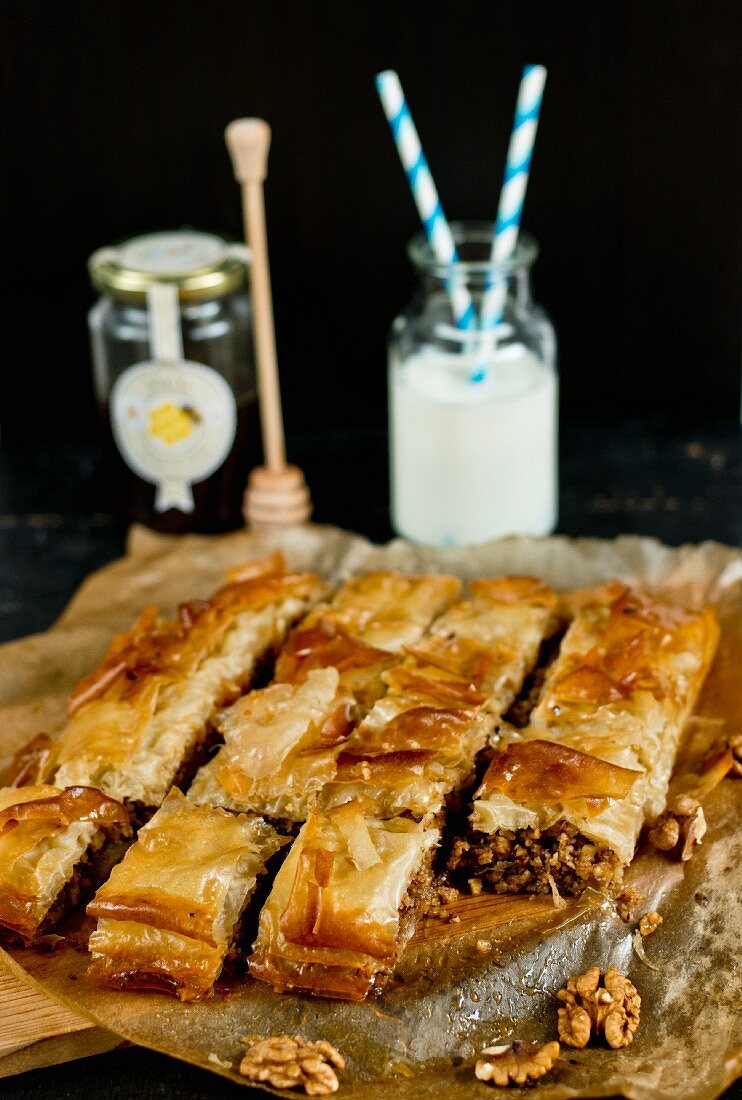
[
  {"xmin": 274, "ymin": 570, "xmax": 462, "ymax": 707},
  {"xmin": 250, "ymin": 802, "xmax": 439, "ymax": 1001},
  {"xmin": 188, "ymin": 571, "xmax": 462, "ymax": 821},
  {"xmin": 274, "ymin": 618, "xmax": 396, "ymax": 709},
  {"xmin": 530, "ymin": 583, "xmax": 719, "ymax": 818},
  {"xmin": 188, "ymin": 668, "xmax": 356, "ymax": 825},
  {"xmin": 450, "ymin": 584, "xmax": 719, "ymax": 896},
  {"xmin": 319, "ymin": 577, "xmax": 559, "ymax": 820},
  {"xmin": 49, "ymin": 553, "xmax": 325, "ymax": 809},
  {"xmin": 87, "ymin": 789, "xmax": 285, "ymax": 1000},
  {"xmin": 0, "ymin": 785, "xmax": 131, "ymax": 945},
  {"xmin": 313, "ymin": 571, "xmax": 462, "ymax": 653}
]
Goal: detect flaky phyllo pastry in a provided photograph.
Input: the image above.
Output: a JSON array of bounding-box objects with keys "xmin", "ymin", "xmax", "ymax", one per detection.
[
  {"xmin": 0, "ymin": 785, "xmax": 131, "ymax": 944},
  {"xmin": 249, "ymin": 802, "xmax": 439, "ymax": 1001},
  {"xmin": 449, "ymin": 584, "xmax": 719, "ymax": 896},
  {"xmin": 188, "ymin": 668, "xmax": 356, "ymax": 825},
  {"xmin": 248, "ymin": 577, "xmax": 560, "ymax": 1001},
  {"xmin": 319, "ymin": 577, "xmax": 560, "ymax": 820},
  {"xmin": 87, "ymin": 789, "xmax": 285, "ymax": 1000},
  {"xmin": 1, "ymin": 565, "xmax": 721, "ymax": 1006},
  {"xmin": 0, "ymin": 552, "xmax": 321, "ymax": 946},
  {"xmin": 188, "ymin": 571, "xmax": 461, "ymax": 823},
  {"xmin": 49, "ymin": 552, "xmax": 325, "ymax": 810}
]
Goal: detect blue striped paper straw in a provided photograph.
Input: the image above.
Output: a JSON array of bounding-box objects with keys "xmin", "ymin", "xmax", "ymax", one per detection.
[
  {"xmin": 376, "ymin": 70, "xmax": 477, "ymax": 332},
  {"xmin": 480, "ymin": 64, "xmax": 547, "ymax": 330}
]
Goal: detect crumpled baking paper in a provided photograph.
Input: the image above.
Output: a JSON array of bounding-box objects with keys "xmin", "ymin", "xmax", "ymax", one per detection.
[{"xmin": 1, "ymin": 525, "xmax": 740, "ymax": 1099}]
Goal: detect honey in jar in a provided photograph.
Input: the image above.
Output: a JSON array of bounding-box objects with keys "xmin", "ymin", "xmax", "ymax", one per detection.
[{"xmin": 88, "ymin": 230, "xmax": 261, "ymax": 532}]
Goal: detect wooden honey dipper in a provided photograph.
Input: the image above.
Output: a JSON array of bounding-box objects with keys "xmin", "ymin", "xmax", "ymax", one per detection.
[{"xmin": 225, "ymin": 118, "xmax": 312, "ymax": 529}]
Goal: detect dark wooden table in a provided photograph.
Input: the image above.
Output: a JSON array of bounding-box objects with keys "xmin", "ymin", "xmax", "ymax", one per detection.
[{"xmin": 1, "ymin": 418, "xmax": 739, "ymax": 1098}]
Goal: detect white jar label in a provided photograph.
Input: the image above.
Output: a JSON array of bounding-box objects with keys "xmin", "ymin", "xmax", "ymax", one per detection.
[{"xmin": 111, "ymin": 361, "xmax": 237, "ymax": 513}]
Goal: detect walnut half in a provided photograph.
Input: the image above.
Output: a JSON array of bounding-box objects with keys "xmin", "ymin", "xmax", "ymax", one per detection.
[
  {"xmin": 475, "ymin": 1040, "xmax": 560, "ymax": 1087},
  {"xmin": 648, "ymin": 795, "xmax": 706, "ymax": 861},
  {"xmin": 727, "ymin": 732, "xmax": 742, "ymax": 777},
  {"xmin": 557, "ymin": 967, "xmax": 641, "ymax": 1050},
  {"xmin": 239, "ymin": 1035, "xmax": 345, "ymax": 1096}
]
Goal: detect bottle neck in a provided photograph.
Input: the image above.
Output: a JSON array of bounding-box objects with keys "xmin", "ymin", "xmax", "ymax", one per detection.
[{"xmin": 418, "ymin": 263, "xmax": 533, "ymax": 311}]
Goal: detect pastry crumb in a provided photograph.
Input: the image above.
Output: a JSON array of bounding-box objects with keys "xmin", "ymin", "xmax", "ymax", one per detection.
[
  {"xmin": 476, "ymin": 939, "xmax": 492, "ymax": 954},
  {"xmin": 702, "ymin": 732, "xmax": 741, "ymax": 779},
  {"xmin": 475, "ymin": 1039, "xmax": 560, "ymax": 1086},
  {"xmin": 239, "ymin": 1035, "xmax": 344, "ymax": 1095},
  {"xmin": 557, "ymin": 967, "xmax": 641, "ymax": 1049},
  {"xmin": 638, "ymin": 911, "xmax": 663, "ymax": 937},
  {"xmin": 616, "ymin": 886, "xmax": 646, "ymax": 922},
  {"xmin": 207, "ymin": 1052, "xmax": 232, "ymax": 1069},
  {"xmin": 547, "ymin": 872, "xmax": 567, "ymax": 909}
]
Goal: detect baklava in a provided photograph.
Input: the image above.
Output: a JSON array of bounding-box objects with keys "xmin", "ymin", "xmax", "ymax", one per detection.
[
  {"xmin": 449, "ymin": 584, "xmax": 719, "ymax": 895},
  {"xmin": 0, "ymin": 784, "xmax": 131, "ymax": 945},
  {"xmin": 319, "ymin": 576, "xmax": 560, "ymax": 820},
  {"xmin": 249, "ymin": 801, "xmax": 439, "ymax": 1001},
  {"xmin": 188, "ymin": 668, "xmax": 356, "ymax": 827},
  {"xmin": 49, "ymin": 553, "xmax": 325, "ymax": 812},
  {"xmin": 188, "ymin": 571, "xmax": 461, "ymax": 822},
  {"xmin": 87, "ymin": 789, "xmax": 285, "ymax": 1000}
]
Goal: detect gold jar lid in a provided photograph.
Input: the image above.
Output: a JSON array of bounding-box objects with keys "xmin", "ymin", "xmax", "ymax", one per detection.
[{"xmin": 89, "ymin": 230, "xmax": 250, "ymax": 301}]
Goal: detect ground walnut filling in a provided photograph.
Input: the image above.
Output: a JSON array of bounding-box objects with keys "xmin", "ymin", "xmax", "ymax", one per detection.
[
  {"xmin": 449, "ymin": 822, "xmax": 622, "ymax": 897},
  {"xmin": 398, "ymin": 849, "xmax": 439, "ymax": 926},
  {"xmin": 41, "ymin": 827, "xmax": 132, "ymax": 931}
]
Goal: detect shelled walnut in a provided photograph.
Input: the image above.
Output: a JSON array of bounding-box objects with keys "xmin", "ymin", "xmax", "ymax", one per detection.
[
  {"xmin": 648, "ymin": 794, "xmax": 706, "ymax": 861},
  {"xmin": 557, "ymin": 967, "xmax": 641, "ymax": 1049},
  {"xmin": 475, "ymin": 1040, "xmax": 560, "ymax": 1086},
  {"xmin": 731, "ymin": 733, "xmax": 742, "ymax": 777},
  {"xmin": 239, "ymin": 1035, "xmax": 345, "ymax": 1095}
]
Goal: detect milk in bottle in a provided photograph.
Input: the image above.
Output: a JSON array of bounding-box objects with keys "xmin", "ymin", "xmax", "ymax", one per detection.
[{"xmin": 388, "ymin": 225, "xmax": 558, "ymax": 546}]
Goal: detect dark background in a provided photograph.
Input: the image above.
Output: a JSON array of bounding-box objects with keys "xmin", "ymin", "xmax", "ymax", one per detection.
[{"xmin": 1, "ymin": 0, "xmax": 740, "ymax": 446}]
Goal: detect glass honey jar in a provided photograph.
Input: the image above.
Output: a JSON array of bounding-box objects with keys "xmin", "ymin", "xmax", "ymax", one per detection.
[{"xmin": 88, "ymin": 229, "xmax": 261, "ymax": 532}]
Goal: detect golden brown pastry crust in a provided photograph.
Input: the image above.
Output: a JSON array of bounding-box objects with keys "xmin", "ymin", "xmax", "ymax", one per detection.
[
  {"xmin": 87, "ymin": 789, "xmax": 285, "ymax": 1000},
  {"xmin": 187, "ymin": 572, "xmax": 463, "ymax": 822},
  {"xmin": 319, "ymin": 577, "xmax": 559, "ymax": 820},
  {"xmin": 453, "ymin": 584, "xmax": 720, "ymax": 894},
  {"xmin": 0, "ymin": 785, "xmax": 130, "ymax": 944},
  {"xmin": 48, "ymin": 554, "xmax": 326, "ymax": 807},
  {"xmin": 250, "ymin": 803, "xmax": 439, "ymax": 1002}
]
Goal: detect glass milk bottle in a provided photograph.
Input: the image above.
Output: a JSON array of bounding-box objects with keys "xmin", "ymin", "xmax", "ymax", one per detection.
[{"xmin": 389, "ymin": 222, "xmax": 557, "ymax": 546}]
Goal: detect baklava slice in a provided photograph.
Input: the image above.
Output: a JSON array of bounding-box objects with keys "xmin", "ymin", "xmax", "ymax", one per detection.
[
  {"xmin": 0, "ymin": 785, "xmax": 131, "ymax": 945},
  {"xmin": 249, "ymin": 802, "xmax": 439, "ymax": 1001},
  {"xmin": 188, "ymin": 668, "xmax": 356, "ymax": 827},
  {"xmin": 315, "ymin": 571, "xmax": 462, "ymax": 653},
  {"xmin": 273, "ymin": 570, "xmax": 462, "ymax": 707},
  {"xmin": 87, "ymin": 789, "xmax": 285, "ymax": 1000},
  {"xmin": 188, "ymin": 571, "xmax": 462, "ymax": 821},
  {"xmin": 319, "ymin": 577, "xmax": 559, "ymax": 820},
  {"xmin": 49, "ymin": 553, "xmax": 325, "ymax": 812},
  {"xmin": 450, "ymin": 585, "xmax": 719, "ymax": 896},
  {"xmin": 530, "ymin": 583, "xmax": 720, "ymax": 818}
]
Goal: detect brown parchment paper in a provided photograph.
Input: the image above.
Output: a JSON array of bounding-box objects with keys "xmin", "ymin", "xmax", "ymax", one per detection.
[{"xmin": 1, "ymin": 524, "xmax": 740, "ymax": 1099}]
